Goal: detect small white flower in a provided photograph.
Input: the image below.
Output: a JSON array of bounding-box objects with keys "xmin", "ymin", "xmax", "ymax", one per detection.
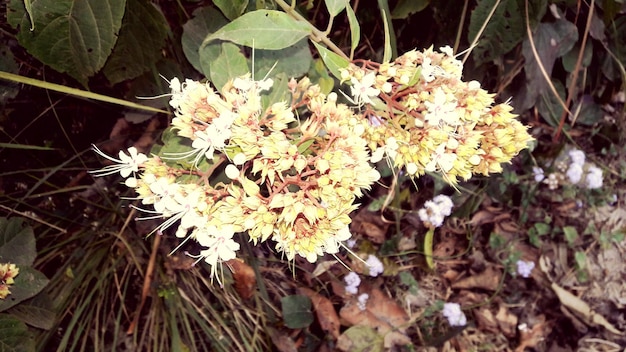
[
  {"xmin": 516, "ymin": 260, "xmax": 535, "ymax": 278},
  {"xmin": 357, "ymin": 293, "xmax": 369, "ymax": 311},
  {"xmin": 568, "ymin": 149, "xmax": 586, "ymax": 166},
  {"xmin": 90, "ymin": 145, "xmax": 148, "ymax": 179},
  {"xmin": 366, "ymin": 254, "xmax": 384, "ymax": 277},
  {"xmin": 442, "ymin": 302, "xmax": 466, "ymax": 327},
  {"xmin": 566, "ymin": 163, "xmax": 583, "ymax": 184},
  {"xmin": 344, "ymin": 272, "xmax": 361, "ymax": 294},
  {"xmin": 585, "ymin": 166, "xmax": 603, "ymax": 189},
  {"xmin": 423, "ymin": 88, "xmax": 459, "ymax": 126},
  {"xmin": 350, "ymin": 72, "xmax": 380, "ymax": 105},
  {"xmin": 532, "ymin": 167, "xmax": 545, "ymax": 182},
  {"xmin": 419, "ymin": 194, "xmax": 454, "ymax": 228}
]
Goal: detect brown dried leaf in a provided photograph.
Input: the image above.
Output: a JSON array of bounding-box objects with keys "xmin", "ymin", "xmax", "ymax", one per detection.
[
  {"xmin": 516, "ymin": 315, "xmax": 548, "ymax": 352},
  {"xmin": 495, "ymin": 305, "xmax": 518, "ymax": 338},
  {"xmin": 297, "ymin": 287, "xmax": 341, "ymax": 339},
  {"xmin": 358, "ymin": 221, "xmax": 387, "ymax": 243},
  {"xmin": 226, "ymin": 259, "xmax": 256, "ymax": 300},
  {"xmin": 452, "ymin": 265, "xmax": 502, "ymax": 291}
]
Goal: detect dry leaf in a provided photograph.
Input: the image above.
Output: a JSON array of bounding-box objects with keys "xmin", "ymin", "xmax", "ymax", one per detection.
[
  {"xmin": 516, "ymin": 315, "xmax": 548, "ymax": 352},
  {"xmin": 495, "ymin": 305, "xmax": 518, "ymax": 338},
  {"xmin": 452, "ymin": 265, "xmax": 501, "ymax": 291},
  {"xmin": 358, "ymin": 221, "xmax": 387, "ymax": 243},
  {"xmin": 551, "ymin": 283, "xmax": 623, "ymax": 335},
  {"xmin": 226, "ymin": 259, "xmax": 256, "ymax": 300},
  {"xmin": 297, "ymin": 287, "xmax": 341, "ymax": 339}
]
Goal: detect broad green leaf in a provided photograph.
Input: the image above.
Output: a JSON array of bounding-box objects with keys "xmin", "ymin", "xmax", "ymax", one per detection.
[
  {"xmin": 202, "ymin": 10, "xmax": 311, "ymax": 50},
  {"xmin": 536, "ymin": 80, "xmax": 566, "ymax": 127},
  {"xmin": 324, "ymin": 0, "xmax": 346, "ymax": 17},
  {"xmin": 519, "ymin": 20, "xmax": 578, "ymax": 111},
  {"xmin": 8, "ymin": 0, "xmax": 126, "ymax": 86},
  {"xmin": 0, "ymin": 266, "xmax": 49, "ymax": 312},
  {"xmin": 572, "ymin": 95, "xmax": 603, "ymax": 126},
  {"xmin": 213, "ymin": 0, "xmax": 248, "ymax": 20},
  {"xmin": 208, "ymin": 43, "xmax": 249, "ymax": 91},
  {"xmin": 345, "ymin": 2, "xmax": 360, "ymax": 59},
  {"xmin": 281, "ymin": 295, "xmax": 314, "ymax": 329},
  {"xmin": 562, "ymin": 41, "xmax": 593, "ymax": 72},
  {"xmin": 261, "ymin": 72, "xmax": 291, "ymax": 111},
  {"xmin": 0, "ymin": 217, "xmax": 36, "ymax": 266},
  {"xmin": 392, "ymin": 0, "xmax": 430, "ymax": 19},
  {"xmin": 0, "ymin": 314, "xmax": 35, "ymax": 352},
  {"xmin": 338, "ymin": 326, "xmax": 384, "ymax": 352},
  {"xmin": 182, "ymin": 6, "xmax": 229, "ymax": 73},
  {"xmin": 468, "ymin": 0, "xmax": 546, "ymax": 66},
  {"xmin": 102, "ymin": 0, "xmax": 168, "ymax": 85},
  {"xmin": 253, "ymin": 39, "xmax": 312, "ymax": 79},
  {"xmin": 7, "ymin": 292, "xmax": 56, "ymax": 330},
  {"xmin": 311, "ymin": 41, "xmax": 349, "ymax": 80}
]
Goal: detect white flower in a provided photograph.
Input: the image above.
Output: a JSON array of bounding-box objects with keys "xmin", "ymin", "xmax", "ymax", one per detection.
[
  {"xmin": 423, "ymin": 88, "xmax": 459, "ymax": 126},
  {"xmin": 371, "ymin": 137, "xmax": 399, "ymax": 163},
  {"xmin": 366, "ymin": 254, "xmax": 384, "ymax": 277},
  {"xmin": 344, "ymin": 272, "xmax": 361, "ymax": 294},
  {"xmin": 419, "ymin": 194, "xmax": 454, "ymax": 228},
  {"xmin": 225, "ymin": 164, "xmax": 239, "ymax": 180},
  {"xmin": 425, "ymin": 143, "xmax": 457, "ymax": 173},
  {"xmin": 566, "ymin": 163, "xmax": 583, "ymax": 184},
  {"xmin": 357, "ymin": 293, "xmax": 369, "ymax": 311},
  {"xmin": 350, "ymin": 72, "xmax": 380, "ymax": 105},
  {"xmin": 90, "ymin": 145, "xmax": 148, "ymax": 179},
  {"xmin": 442, "ymin": 302, "xmax": 467, "ymax": 327},
  {"xmin": 585, "ymin": 166, "xmax": 603, "ymax": 189},
  {"xmin": 532, "ymin": 167, "xmax": 545, "ymax": 182},
  {"xmin": 516, "ymin": 260, "xmax": 535, "ymax": 278},
  {"xmin": 568, "ymin": 149, "xmax": 586, "ymax": 166}
]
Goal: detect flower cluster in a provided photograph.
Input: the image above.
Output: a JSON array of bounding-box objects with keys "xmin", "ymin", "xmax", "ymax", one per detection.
[
  {"xmin": 418, "ymin": 194, "xmax": 454, "ymax": 228},
  {"xmin": 535, "ymin": 147, "xmax": 603, "ymax": 190},
  {"xmin": 340, "ymin": 46, "xmax": 533, "ymax": 184},
  {"xmin": 442, "ymin": 302, "xmax": 467, "ymax": 327},
  {"xmin": 92, "ymin": 75, "xmax": 380, "ymax": 281},
  {"xmin": 0, "ymin": 263, "xmax": 19, "ymax": 299}
]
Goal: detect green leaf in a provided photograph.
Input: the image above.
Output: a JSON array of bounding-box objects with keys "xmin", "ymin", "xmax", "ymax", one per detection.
[
  {"xmin": 0, "ymin": 266, "xmax": 49, "ymax": 312},
  {"xmin": 0, "ymin": 314, "xmax": 35, "ymax": 352},
  {"xmin": 468, "ymin": 0, "xmax": 546, "ymax": 66},
  {"xmin": 380, "ymin": 5, "xmax": 392, "ymax": 62},
  {"xmin": 563, "ymin": 226, "xmax": 578, "ymax": 246},
  {"xmin": 338, "ymin": 326, "xmax": 384, "ymax": 352},
  {"xmin": 311, "ymin": 41, "xmax": 350, "ymax": 80},
  {"xmin": 562, "ymin": 41, "xmax": 593, "ymax": 72},
  {"xmin": 261, "ymin": 72, "xmax": 290, "ymax": 111},
  {"xmin": 391, "ymin": 0, "xmax": 430, "ymax": 19},
  {"xmin": 0, "ymin": 218, "xmax": 36, "ymax": 266},
  {"xmin": 324, "ymin": 0, "xmax": 346, "ymax": 17},
  {"xmin": 253, "ymin": 39, "xmax": 312, "ymax": 79},
  {"xmin": 536, "ymin": 79, "xmax": 566, "ymax": 127},
  {"xmin": 281, "ymin": 295, "xmax": 313, "ymax": 329},
  {"xmin": 182, "ymin": 6, "xmax": 229, "ymax": 74},
  {"xmin": 8, "ymin": 0, "xmax": 127, "ymax": 86},
  {"xmin": 519, "ymin": 20, "xmax": 578, "ymax": 111},
  {"xmin": 213, "ymin": 0, "xmax": 248, "ymax": 20},
  {"xmin": 102, "ymin": 0, "xmax": 168, "ymax": 85},
  {"xmin": 345, "ymin": 2, "xmax": 360, "ymax": 59},
  {"xmin": 308, "ymin": 58, "xmax": 335, "ymax": 94},
  {"xmin": 7, "ymin": 292, "xmax": 56, "ymax": 330},
  {"xmin": 208, "ymin": 43, "xmax": 249, "ymax": 91},
  {"xmin": 572, "ymin": 95, "xmax": 603, "ymax": 126},
  {"xmin": 202, "ymin": 10, "xmax": 311, "ymax": 50}
]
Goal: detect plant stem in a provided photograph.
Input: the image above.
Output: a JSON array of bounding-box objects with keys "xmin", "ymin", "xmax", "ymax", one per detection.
[{"xmin": 274, "ymin": 0, "xmax": 350, "ymax": 60}]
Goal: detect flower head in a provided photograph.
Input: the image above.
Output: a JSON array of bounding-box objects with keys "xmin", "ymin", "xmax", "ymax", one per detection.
[
  {"xmin": 516, "ymin": 260, "xmax": 535, "ymax": 278},
  {"xmin": 344, "ymin": 272, "xmax": 361, "ymax": 294},
  {"xmin": 442, "ymin": 302, "xmax": 467, "ymax": 327}
]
